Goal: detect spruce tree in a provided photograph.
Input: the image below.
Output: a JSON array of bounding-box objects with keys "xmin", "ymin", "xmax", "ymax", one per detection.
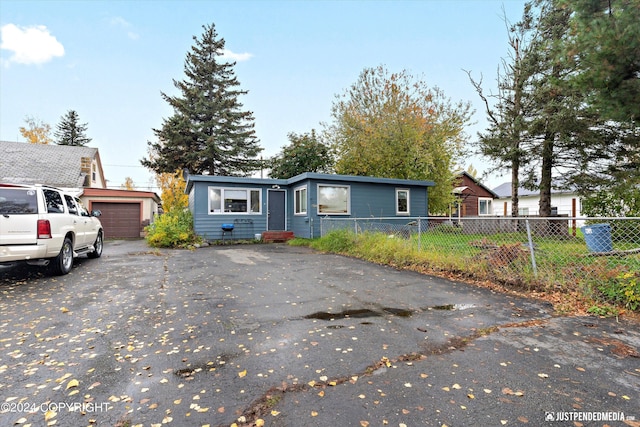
[
  {"xmin": 522, "ymin": 0, "xmax": 606, "ymax": 217},
  {"xmin": 142, "ymin": 23, "xmax": 262, "ymax": 176},
  {"xmin": 55, "ymin": 110, "xmax": 92, "ymax": 146}
]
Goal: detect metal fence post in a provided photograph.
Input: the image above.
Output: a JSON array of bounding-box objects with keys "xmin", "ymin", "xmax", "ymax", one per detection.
[
  {"xmin": 418, "ymin": 217, "xmax": 422, "ymax": 252},
  {"xmin": 525, "ymin": 219, "xmax": 538, "ymax": 278}
]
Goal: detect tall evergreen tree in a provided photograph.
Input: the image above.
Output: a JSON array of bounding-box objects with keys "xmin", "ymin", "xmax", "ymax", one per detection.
[
  {"xmin": 141, "ymin": 23, "xmax": 262, "ymax": 176},
  {"xmin": 522, "ymin": 0, "xmax": 606, "ymax": 217},
  {"xmin": 563, "ymin": 0, "xmax": 640, "ymax": 215},
  {"xmin": 566, "ymin": 0, "xmax": 640, "ymax": 125},
  {"xmin": 55, "ymin": 110, "xmax": 92, "ymax": 146}
]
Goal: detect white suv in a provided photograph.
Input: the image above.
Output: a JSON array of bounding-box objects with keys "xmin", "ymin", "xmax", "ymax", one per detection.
[{"xmin": 0, "ymin": 183, "xmax": 104, "ymax": 275}]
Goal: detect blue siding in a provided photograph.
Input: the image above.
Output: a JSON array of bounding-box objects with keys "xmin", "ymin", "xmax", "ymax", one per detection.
[
  {"xmin": 304, "ymin": 180, "xmax": 429, "ymax": 238},
  {"xmin": 190, "ymin": 183, "xmax": 270, "ymax": 240},
  {"xmin": 187, "ymin": 173, "xmax": 433, "ymax": 240}
]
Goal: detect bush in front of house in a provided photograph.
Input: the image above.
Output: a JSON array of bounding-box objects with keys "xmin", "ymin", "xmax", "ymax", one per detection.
[{"xmin": 145, "ymin": 208, "xmax": 199, "ymax": 248}]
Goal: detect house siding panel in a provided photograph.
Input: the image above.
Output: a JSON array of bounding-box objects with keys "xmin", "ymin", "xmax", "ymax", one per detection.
[
  {"xmin": 191, "ymin": 183, "xmax": 269, "ymax": 240},
  {"xmin": 187, "ymin": 173, "xmax": 434, "ymax": 240},
  {"xmin": 453, "ymin": 173, "xmax": 497, "ymax": 217}
]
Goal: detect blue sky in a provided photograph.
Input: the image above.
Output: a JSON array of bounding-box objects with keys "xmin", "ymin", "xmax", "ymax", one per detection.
[{"xmin": 1, "ymin": 0, "xmax": 526, "ymax": 191}]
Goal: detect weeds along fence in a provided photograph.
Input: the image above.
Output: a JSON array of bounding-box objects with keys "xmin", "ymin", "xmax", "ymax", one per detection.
[{"xmin": 320, "ymin": 217, "xmax": 640, "ymax": 308}]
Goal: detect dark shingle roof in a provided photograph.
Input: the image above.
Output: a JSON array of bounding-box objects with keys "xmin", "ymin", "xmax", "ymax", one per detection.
[{"xmin": 0, "ymin": 140, "xmax": 99, "ymax": 188}]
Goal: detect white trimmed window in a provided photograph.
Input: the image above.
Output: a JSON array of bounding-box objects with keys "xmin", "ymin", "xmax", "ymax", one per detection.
[
  {"xmin": 478, "ymin": 198, "xmax": 493, "ymax": 216},
  {"xmin": 396, "ymin": 189, "xmax": 409, "ymax": 215},
  {"xmin": 209, "ymin": 187, "xmax": 261, "ymax": 214},
  {"xmin": 294, "ymin": 186, "xmax": 307, "ymax": 215},
  {"xmin": 317, "ymin": 184, "xmax": 350, "ymax": 215}
]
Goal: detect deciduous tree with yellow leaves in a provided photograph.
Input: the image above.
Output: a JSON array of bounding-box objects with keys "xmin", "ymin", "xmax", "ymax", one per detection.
[
  {"xmin": 156, "ymin": 169, "xmax": 189, "ymax": 213},
  {"xmin": 325, "ymin": 66, "xmax": 472, "ymax": 214},
  {"xmin": 145, "ymin": 169, "xmax": 196, "ymax": 248},
  {"xmin": 19, "ymin": 116, "xmax": 53, "ymax": 144}
]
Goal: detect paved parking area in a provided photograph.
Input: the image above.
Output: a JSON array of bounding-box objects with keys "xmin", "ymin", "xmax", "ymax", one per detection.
[{"xmin": 0, "ymin": 240, "xmax": 638, "ymax": 426}]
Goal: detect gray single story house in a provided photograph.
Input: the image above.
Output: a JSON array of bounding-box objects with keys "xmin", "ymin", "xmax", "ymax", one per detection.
[{"xmin": 185, "ymin": 172, "xmax": 435, "ymax": 240}]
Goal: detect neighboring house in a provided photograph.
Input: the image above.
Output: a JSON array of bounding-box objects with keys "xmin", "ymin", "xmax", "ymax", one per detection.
[
  {"xmin": 492, "ymin": 181, "xmax": 583, "ymax": 217},
  {"xmin": 0, "ymin": 140, "xmax": 159, "ymax": 238},
  {"xmin": 0, "ymin": 140, "xmax": 106, "ymax": 190},
  {"xmin": 451, "ymin": 171, "xmax": 499, "ymax": 217},
  {"xmin": 186, "ymin": 172, "xmax": 435, "ymax": 239}
]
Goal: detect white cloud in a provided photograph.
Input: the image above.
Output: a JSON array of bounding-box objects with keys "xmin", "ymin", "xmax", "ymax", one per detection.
[
  {"xmin": 0, "ymin": 23, "xmax": 64, "ymax": 65},
  {"xmin": 221, "ymin": 48, "xmax": 253, "ymax": 62},
  {"xmin": 109, "ymin": 16, "xmax": 139, "ymax": 40}
]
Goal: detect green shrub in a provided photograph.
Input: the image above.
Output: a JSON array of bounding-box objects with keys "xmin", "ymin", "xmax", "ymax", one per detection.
[
  {"xmin": 145, "ymin": 209, "xmax": 199, "ymax": 248},
  {"xmin": 597, "ymin": 271, "xmax": 640, "ymax": 311}
]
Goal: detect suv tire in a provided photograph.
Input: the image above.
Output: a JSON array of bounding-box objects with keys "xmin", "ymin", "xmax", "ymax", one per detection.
[
  {"xmin": 87, "ymin": 232, "xmax": 103, "ymax": 259},
  {"xmin": 50, "ymin": 237, "xmax": 74, "ymax": 275}
]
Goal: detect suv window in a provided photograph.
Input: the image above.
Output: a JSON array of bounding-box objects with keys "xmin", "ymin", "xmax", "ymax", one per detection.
[
  {"xmin": 43, "ymin": 189, "xmax": 65, "ymax": 214},
  {"xmin": 0, "ymin": 188, "xmax": 38, "ymax": 214},
  {"xmin": 75, "ymin": 197, "xmax": 90, "ymax": 217},
  {"xmin": 64, "ymin": 195, "xmax": 78, "ymax": 215}
]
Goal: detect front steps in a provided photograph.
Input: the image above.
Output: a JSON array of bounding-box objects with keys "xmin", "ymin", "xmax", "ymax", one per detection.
[{"xmin": 261, "ymin": 231, "xmax": 295, "ymax": 243}]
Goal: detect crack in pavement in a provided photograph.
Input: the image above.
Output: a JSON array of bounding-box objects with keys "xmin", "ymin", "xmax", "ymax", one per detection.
[{"xmin": 227, "ymin": 317, "xmax": 553, "ymax": 427}]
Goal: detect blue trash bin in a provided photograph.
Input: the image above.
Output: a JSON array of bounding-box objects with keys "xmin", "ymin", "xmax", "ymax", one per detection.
[{"xmin": 581, "ymin": 223, "xmax": 613, "ymax": 253}]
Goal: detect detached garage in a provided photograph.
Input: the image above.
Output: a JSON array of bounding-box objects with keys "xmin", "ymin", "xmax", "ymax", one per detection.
[
  {"xmin": 92, "ymin": 202, "xmax": 141, "ymax": 238},
  {"xmin": 81, "ymin": 188, "xmax": 160, "ymax": 238}
]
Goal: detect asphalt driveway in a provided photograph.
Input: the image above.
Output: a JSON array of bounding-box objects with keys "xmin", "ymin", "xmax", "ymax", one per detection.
[{"xmin": 0, "ymin": 240, "xmax": 638, "ymax": 426}]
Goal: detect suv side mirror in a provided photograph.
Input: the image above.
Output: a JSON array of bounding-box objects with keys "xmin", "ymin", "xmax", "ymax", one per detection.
[{"xmin": 92, "ymin": 210, "xmax": 102, "ymax": 217}]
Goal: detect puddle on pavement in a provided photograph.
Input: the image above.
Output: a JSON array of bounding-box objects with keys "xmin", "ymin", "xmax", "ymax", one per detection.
[
  {"xmin": 305, "ymin": 307, "xmax": 413, "ymax": 322},
  {"xmin": 305, "ymin": 309, "xmax": 381, "ymax": 320},
  {"xmin": 382, "ymin": 307, "xmax": 414, "ymax": 317},
  {"xmin": 428, "ymin": 304, "xmax": 476, "ymax": 311}
]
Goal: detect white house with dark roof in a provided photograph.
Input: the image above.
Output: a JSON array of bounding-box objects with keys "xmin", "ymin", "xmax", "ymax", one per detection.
[
  {"xmin": 492, "ymin": 180, "xmax": 583, "ymax": 217},
  {"xmin": 0, "ymin": 141, "xmax": 160, "ymax": 238}
]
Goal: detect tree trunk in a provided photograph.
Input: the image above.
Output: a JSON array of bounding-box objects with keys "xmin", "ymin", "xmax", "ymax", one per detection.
[
  {"xmin": 511, "ymin": 158, "xmax": 520, "ymax": 217},
  {"xmin": 539, "ymin": 132, "xmax": 554, "ymax": 217}
]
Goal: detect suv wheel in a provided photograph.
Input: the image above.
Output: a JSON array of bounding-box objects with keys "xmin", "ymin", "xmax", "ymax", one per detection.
[
  {"xmin": 50, "ymin": 237, "xmax": 74, "ymax": 275},
  {"xmin": 88, "ymin": 232, "xmax": 103, "ymax": 259}
]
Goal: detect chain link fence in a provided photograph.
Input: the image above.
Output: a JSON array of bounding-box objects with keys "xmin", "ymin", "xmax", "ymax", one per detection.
[{"xmin": 320, "ymin": 216, "xmax": 640, "ymax": 305}]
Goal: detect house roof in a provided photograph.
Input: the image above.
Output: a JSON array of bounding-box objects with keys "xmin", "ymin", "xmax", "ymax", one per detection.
[
  {"xmin": 82, "ymin": 187, "xmax": 160, "ymax": 202},
  {"xmin": 492, "ymin": 181, "xmax": 578, "ymax": 198},
  {"xmin": 0, "ymin": 140, "xmax": 105, "ymax": 188},
  {"xmin": 456, "ymin": 171, "xmax": 499, "ymax": 198},
  {"xmin": 185, "ymin": 172, "xmax": 435, "ymax": 192},
  {"xmin": 288, "ymin": 172, "xmax": 435, "ymax": 187}
]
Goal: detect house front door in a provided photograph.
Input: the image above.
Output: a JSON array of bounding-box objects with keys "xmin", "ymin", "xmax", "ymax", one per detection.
[{"xmin": 267, "ymin": 189, "xmax": 286, "ymax": 230}]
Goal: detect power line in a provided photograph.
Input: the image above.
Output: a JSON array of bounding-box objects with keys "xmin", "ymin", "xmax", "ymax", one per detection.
[{"xmin": 103, "ymin": 164, "xmax": 149, "ymax": 168}]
